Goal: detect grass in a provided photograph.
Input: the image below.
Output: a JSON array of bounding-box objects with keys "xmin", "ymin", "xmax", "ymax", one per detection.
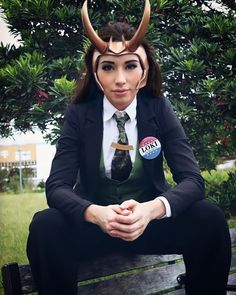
[{"xmin": 0, "ymin": 192, "xmax": 47, "ymax": 295}]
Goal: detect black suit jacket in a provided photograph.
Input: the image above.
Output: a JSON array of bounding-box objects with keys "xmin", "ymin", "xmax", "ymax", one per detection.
[{"xmin": 46, "ymin": 86, "xmax": 204, "ymax": 226}]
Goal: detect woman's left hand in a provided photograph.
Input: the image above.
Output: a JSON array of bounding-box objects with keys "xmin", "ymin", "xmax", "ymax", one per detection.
[{"xmin": 109, "ymin": 198, "xmax": 166, "ymax": 241}]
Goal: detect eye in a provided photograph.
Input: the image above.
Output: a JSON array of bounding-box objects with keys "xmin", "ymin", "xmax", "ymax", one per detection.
[
  {"xmin": 101, "ymin": 64, "xmax": 114, "ymax": 71},
  {"xmin": 126, "ymin": 63, "xmax": 138, "ymax": 70}
]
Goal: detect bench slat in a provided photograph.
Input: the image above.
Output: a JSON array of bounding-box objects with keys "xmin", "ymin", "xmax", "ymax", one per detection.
[
  {"xmin": 11, "ymin": 255, "xmax": 183, "ymax": 294},
  {"xmin": 77, "ymin": 262, "xmax": 185, "ymax": 295},
  {"xmin": 227, "ymin": 273, "xmax": 236, "ymax": 287},
  {"xmin": 231, "ymin": 251, "xmax": 236, "ymax": 269},
  {"xmin": 230, "ymin": 228, "xmax": 236, "ymax": 246},
  {"xmin": 77, "ymin": 253, "xmax": 182, "ymax": 281}
]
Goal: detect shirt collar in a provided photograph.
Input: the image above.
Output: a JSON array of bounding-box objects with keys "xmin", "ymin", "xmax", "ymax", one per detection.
[{"xmin": 103, "ymin": 96, "xmax": 137, "ymax": 122}]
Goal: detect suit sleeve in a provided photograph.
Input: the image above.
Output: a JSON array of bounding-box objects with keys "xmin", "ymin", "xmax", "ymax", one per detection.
[
  {"xmin": 157, "ymin": 97, "xmax": 205, "ymax": 217},
  {"xmin": 45, "ymin": 103, "xmax": 92, "ymax": 225}
]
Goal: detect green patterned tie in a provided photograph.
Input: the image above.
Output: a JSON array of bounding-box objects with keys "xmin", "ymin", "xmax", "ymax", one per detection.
[{"xmin": 111, "ymin": 112, "xmax": 132, "ymax": 181}]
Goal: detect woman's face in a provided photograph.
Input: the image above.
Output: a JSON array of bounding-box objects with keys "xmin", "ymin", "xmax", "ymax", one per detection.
[{"xmin": 96, "ymin": 53, "xmax": 144, "ymax": 110}]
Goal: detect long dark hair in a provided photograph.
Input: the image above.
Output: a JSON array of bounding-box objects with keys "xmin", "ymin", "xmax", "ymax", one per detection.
[{"xmin": 72, "ymin": 22, "xmax": 163, "ymax": 103}]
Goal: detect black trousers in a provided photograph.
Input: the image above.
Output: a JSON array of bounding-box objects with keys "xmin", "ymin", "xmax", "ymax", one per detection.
[{"xmin": 27, "ymin": 199, "xmax": 231, "ymax": 295}]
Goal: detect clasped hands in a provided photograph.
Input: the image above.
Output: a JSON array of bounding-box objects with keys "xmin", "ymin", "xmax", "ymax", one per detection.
[{"xmin": 84, "ymin": 199, "xmax": 166, "ymax": 242}]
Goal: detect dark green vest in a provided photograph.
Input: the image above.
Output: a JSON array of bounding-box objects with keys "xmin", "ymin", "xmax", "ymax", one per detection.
[{"xmin": 96, "ymin": 150, "xmax": 154, "ymax": 205}]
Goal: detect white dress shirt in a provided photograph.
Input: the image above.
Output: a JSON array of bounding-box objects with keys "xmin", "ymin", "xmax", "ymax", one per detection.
[{"xmin": 102, "ymin": 96, "xmax": 171, "ymax": 217}]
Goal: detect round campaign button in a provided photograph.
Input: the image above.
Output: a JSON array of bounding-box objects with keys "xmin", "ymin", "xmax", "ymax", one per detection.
[{"xmin": 139, "ymin": 136, "xmax": 161, "ymax": 160}]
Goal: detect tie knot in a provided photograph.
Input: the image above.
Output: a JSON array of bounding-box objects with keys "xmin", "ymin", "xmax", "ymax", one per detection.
[{"xmin": 113, "ymin": 112, "xmax": 129, "ymax": 128}]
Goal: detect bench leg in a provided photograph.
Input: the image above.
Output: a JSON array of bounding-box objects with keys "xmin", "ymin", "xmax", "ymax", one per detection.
[{"xmin": 1, "ymin": 263, "xmax": 23, "ymax": 295}]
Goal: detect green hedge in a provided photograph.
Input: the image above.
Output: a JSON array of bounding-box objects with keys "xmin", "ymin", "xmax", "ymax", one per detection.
[
  {"xmin": 165, "ymin": 169, "xmax": 236, "ymax": 210},
  {"xmin": 203, "ymin": 170, "xmax": 236, "ymax": 206}
]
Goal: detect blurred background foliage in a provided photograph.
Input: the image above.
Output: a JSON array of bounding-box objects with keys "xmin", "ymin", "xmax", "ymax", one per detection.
[{"xmin": 0, "ymin": 0, "xmax": 235, "ymax": 171}]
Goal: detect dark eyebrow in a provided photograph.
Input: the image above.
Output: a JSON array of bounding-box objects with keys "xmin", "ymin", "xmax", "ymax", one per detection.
[
  {"xmin": 100, "ymin": 61, "xmax": 114, "ymax": 64},
  {"xmin": 125, "ymin": 59, "xmax": 139, "ymax": 64},
  {"xmin": 100, "ymin": 59, "xmax": 139, "ymax": 65}
]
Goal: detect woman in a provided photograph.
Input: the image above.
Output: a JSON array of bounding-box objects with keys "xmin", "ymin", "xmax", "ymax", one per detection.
[{"xmin": 27, "ymin": 1, "xmax": 231, "ymax": 294}]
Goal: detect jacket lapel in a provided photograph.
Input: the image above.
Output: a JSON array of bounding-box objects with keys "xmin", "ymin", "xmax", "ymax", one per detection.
[{"xmin": 84, "ymin": 95, "xmax": 103, "ymax": 198}]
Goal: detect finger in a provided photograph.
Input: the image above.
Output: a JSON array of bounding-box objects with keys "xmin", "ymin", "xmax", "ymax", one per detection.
[
  {"xmin": 110, "ymin": 229, "xmax": 140, "ymax": 241},
  {"xmin": 110, "ymin": 204, "xmax": 122, "ymax": 212},
  {"xmin": 119, "ymin": 199, "xmax": 137, "ymax": 210},
  {"xmin": 115, "ymin": 211, "xmax": 141, "ymax": 225},
  {"xmin": 113, "ymin": 207, "xmax": 131, "ymax": 216},
  {"xmin": 110, "ymin": 221, "xmax": 140, "ymax": 233}
]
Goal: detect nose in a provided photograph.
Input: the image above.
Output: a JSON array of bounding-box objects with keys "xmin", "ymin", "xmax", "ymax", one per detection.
[{"xmin": 115, "ymin": 68, "xmax": 126, "ymax": 85}]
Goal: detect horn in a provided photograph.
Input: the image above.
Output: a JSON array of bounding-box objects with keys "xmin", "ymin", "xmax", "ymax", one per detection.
[
  {"xmin": 126, "ymin": 0, "xmax": 150, "ymax": 52},
  {"xmin": 81, "ymin": 0, "xmax": 107, "ymax": 53}
]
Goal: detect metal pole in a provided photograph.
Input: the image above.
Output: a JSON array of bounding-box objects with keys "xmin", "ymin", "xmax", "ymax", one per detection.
[{"xmin": 17, "ymin": 146, "xmax": 23, "ymax": 193}]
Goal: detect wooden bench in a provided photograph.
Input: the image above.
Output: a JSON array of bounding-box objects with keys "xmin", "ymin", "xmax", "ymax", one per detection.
[{"xmin": 2, "ymin": 228, "xmax": 236, "ymax": 295}]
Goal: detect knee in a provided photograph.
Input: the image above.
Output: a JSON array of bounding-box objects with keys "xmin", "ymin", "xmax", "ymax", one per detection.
[
  {"xmin": 188, "ymin": 200, "xmax": 230, "ymax": 240},
  {"xmin": 193, "ymin": 200, "xmax": 226, "ymax": 225},
  {"xmin": 29, "ymin": 208, "xmax": 66, "ymax": 238}
]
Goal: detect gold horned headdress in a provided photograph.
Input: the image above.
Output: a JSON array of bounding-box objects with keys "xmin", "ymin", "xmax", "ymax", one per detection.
[{"xmin": 81, "ymin": 0, "xmax": 150, "ymax": 89}]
